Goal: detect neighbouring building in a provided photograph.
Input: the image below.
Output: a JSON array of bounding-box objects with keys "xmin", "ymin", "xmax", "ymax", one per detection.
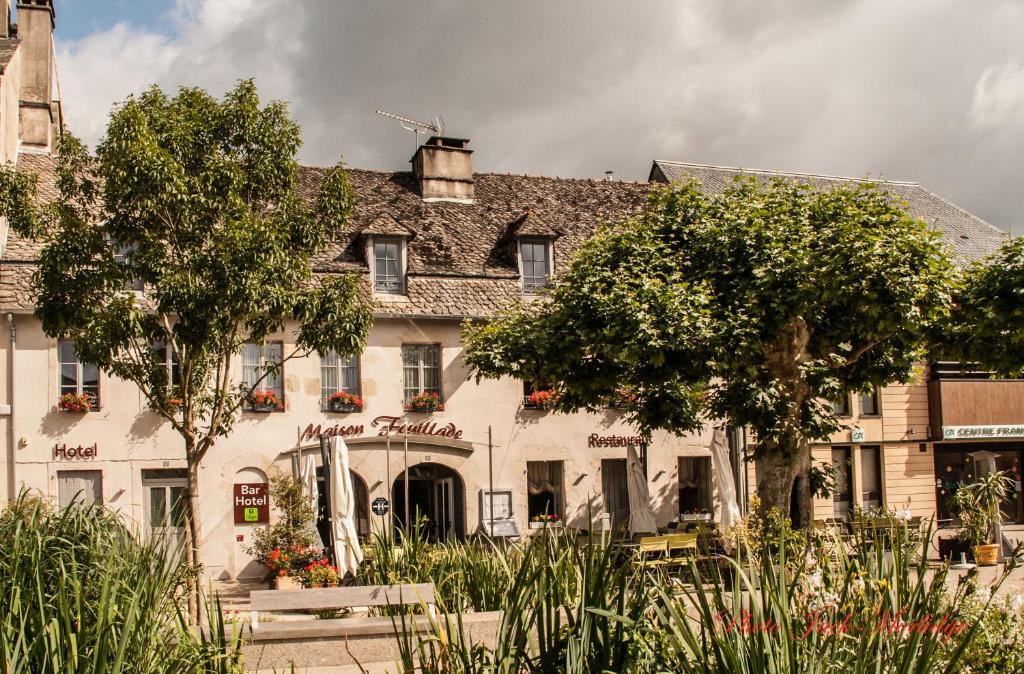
[{"xmin": 651, "ymin": 161, "xmax": 1021, "ymax": 550}]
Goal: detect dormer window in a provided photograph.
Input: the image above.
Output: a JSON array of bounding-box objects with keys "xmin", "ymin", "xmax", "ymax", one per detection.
[
  {"xmin": 373, "ymin": 238, "xmax": 404, "ymax": 295},
  {"xmin": 519, "ymin": 238, "xmax": 551, "ymax": 294}
]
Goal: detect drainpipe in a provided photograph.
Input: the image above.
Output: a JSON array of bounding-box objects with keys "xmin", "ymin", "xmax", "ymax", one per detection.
[{"xmin": 5, "ymin": 313, "xmax": 15, "ymax": 503}]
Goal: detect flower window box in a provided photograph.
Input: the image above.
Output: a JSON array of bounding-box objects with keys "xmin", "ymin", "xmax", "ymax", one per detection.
[
  {"xmin": 405, "ymin": 392, "xmax": 443, "ymax": 413},
  {"xmin": 680, "ymin": 512, "xmax": 712, "ymax": 522},
  {"xmin": 523, "ymin": 389, "xmax": 556, "ymax": 410},
  {"xmin": 59, "ymin": 393, "xmax": 96, "ymax": 413},
  {"xmin": 248, "ymin": 390, "xmax": 284, "ymax": 413},
  {"xmin": 326, "ymin": 392, "xmax": 363, "ymax": 413},
  {"xmin": 528, "ymin": 519, "xmax": 563, "ymax": 530}
]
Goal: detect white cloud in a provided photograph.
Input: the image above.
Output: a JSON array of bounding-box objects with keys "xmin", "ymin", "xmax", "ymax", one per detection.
[
  {"xmin": 971, "ymin": 62, "xmax": 1024, "ymax": 130},
  {"xmin": 53, "ymin": 0, "xmax": 1024, "ymax": 232}
]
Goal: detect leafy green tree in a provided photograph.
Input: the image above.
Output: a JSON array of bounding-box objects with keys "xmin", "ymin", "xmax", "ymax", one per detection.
[
  {"xmin": 463, "ymin": 179, "xmax": 954, "ymax": 523},
  {"xmin": 943, "ymin": 237, "xmax": 1024, "ymax": 376},
  {"xmin": 0, "ymin": 81, "xmax": 373, "ymax": 611}
]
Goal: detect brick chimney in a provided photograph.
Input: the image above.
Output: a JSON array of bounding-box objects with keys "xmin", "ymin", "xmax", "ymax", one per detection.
[
  {"xmin": 411, "ymin": 136, "xmax": 474, "ymax": 203},
  {"xmin": 16, "ymin": 0, "xmax": 58, "ymax": 151}
]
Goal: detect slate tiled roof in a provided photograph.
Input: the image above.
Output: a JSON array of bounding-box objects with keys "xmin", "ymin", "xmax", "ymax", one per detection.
[
  {"xmin": 2, "ymin": 152, "xmax": 1007, "ymax": 315},
  {"xmin": 650, "ymin": 160, "xmax": 1007, "ymax": 266},
  {"xmin": 1, "ymin": 153, "xmax": 650, "ymax": 315},
  {"xmin": 0, "ymin": 38, "xmax": 19, "ymax": 75}
]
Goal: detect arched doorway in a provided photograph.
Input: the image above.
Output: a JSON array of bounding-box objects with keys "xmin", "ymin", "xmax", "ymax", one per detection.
[
  {"xmin": 315, "ymin": 467, "xmax": 370, "ymax": 547},
  {"xmin": 392, "ymin": 463, "xmax": 465, "ymax": 541}
]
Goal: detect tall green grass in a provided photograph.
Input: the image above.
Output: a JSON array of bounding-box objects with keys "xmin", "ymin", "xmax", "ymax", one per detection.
[
  {"xmin": 0, "ymin": 492, "xmax": 243, "ymax": 673},
  {"xmin": 380, "ymin": 518, "xmax": 1021, "ymax": 673}
]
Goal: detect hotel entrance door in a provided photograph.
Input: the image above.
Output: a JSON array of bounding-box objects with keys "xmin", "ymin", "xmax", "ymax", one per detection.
[{"xmin": 393, "ymin": 463, "xmax": 464, "ymax": 541}]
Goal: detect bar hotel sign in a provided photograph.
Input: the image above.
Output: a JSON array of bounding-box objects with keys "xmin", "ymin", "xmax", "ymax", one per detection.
[{"xmin": 943, "ymin": 425, "xmax": 1024, "ymax": 440}]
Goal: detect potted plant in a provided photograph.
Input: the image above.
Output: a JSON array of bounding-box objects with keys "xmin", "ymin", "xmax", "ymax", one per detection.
[
  {"xmin": 302, "ymin": 557, "xmax": 341, "ymax": 587},
  {"xmin": 524, "ymin": 389, "xmax": 556, "ymax": 410},
  {"xmin": 405, "ymin": 391, "xmax": 443, "ymax": 413},
  {"xmin": 327, "ymin": 391, "xmax": 363, "ymax": 413},
  {"xmin": 59, "ymin": 392, "xmax": 95, "ymax": 413},
  {"xmin": 245, "ymin": 473, "xmax": 322, "ymax": 587},
  {"xmin": 953, "ymin": 470, "xmax": 1012, "ymax": 566},
  {"xmin": 249, "ymin": 389, "xmax": 284, "ymax": 412}
]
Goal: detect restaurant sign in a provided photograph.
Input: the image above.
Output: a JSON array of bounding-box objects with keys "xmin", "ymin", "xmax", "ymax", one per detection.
[
  {"xmin": 233, "ymin": 483, "xmax": 270, "ymax": 524},
  {"xmin": 942, "ymin": 425, "xmax": 1024, "ymax": 440},
  {"xmin": 587, "ymin": 434, "xmax": 651, "ymax": 448}
]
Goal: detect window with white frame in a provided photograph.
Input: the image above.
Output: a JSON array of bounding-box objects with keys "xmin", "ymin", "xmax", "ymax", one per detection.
[
  {"xmin": 519, "ymin": 239, "xmax": 551, "ymax": 293},
  {"xmin": 151, "ymin": 342, "xmax": 182, "ymax": 388},
  {"xmin": 402, "ymin": 344, "xmax": 441, "ymax": 401},
  {"xmin": 242, "ymin": 342, "xmax": 284, "ymax": 408},
  {"xmin": 373, "ymin": 239, "xmax": 403, "ymax": 294},
  {"xmin": 59, "ymin": 340, "xmax": 100, "ymax": 407},
  {"xmin": 320, "ymin": 350, "xmax": 361, "ymax": 407},
  {"xmin": 111, "ymin": 239, "xmax": 144, "ymax": 292},
  {"xmin": 527, "ymin": 461, "xmax": 564, "ymax": 522}
]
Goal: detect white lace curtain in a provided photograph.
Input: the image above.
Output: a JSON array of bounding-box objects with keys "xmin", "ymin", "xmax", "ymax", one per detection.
[{"xmin": 527, "ymin": 461, "xmax": 562, "ymax": 496}]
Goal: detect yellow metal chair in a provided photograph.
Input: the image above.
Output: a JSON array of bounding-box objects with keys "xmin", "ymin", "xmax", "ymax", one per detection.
[
  {"xmin": 665, "ymin": 533, "xmax": 699, "ymax": 565},
  {"xmin": 636, "ymin": 536, "xmax": 669, "ymax": 568}
]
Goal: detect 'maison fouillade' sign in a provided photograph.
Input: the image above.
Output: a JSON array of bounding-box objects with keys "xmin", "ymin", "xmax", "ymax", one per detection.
[{"xmin": 299, "ymin": 415, "xmax": 464, "ymax": 443}]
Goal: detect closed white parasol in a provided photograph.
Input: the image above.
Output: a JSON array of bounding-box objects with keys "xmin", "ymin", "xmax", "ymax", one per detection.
[
  {"xmin": 710, "ymin": 427, "xmax": 741, "ymax": 528},
  {"xmin": 299, "ymin": 452, "xmax": 324, "ymax": 548},
  {"xmin": 626, "ymin": 444, "xmax": 658, "ymax": 535},
  {"xmin": 330, "ymin": 435, "xmax": 363, "ymax": 577}
]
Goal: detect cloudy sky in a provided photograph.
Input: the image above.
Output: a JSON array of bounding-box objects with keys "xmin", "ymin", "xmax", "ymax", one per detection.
[{"xmin": 46, "ymin": 0, "xmax": 1024, "ymax": 233}]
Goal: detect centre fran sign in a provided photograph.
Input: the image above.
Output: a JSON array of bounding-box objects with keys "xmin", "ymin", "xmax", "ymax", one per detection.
[{"xmin": 942, "ymin": 425, "xmax": 1024, "ymax": 440}]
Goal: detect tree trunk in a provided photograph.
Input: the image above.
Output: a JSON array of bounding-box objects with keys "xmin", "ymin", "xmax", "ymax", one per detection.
[
  {"xmin": 754, "ymin": 431, "xmax": 812, "ymax": 528},
  {"xmin": 184, "ymin": 453, "xmax": 203, "ymax": 624}
]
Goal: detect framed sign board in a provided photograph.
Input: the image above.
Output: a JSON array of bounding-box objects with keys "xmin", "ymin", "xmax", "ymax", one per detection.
[
  {"xmin": 480, "ymin": 489, "xmax": 513, "ymax": 522},
  {"xmin": 481, "ymin": 519, "xmax": 520, "ymax": 537},
  {"xmin": 233, "ymin": 483, "xmax": 269, "ymax": 524}
]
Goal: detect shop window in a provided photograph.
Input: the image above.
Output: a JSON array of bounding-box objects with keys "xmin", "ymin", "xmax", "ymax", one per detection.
[
  {"xmin": 678, "ymin": 457, "xmax": 712, "ymax": 515},
  {"xmin": 402, "ymin": 344, "xmax": 441, "ymax": 401},
  {"xmin": 527, "ymin": 461, "xmax": 564, "ymax": 522},
  {"xmin": 320, "ymin": 350, "xmax": 361, "ymax": 407},
  {"xmin": 829, "ymin": 393, "xmax": 850, "ymax": 417},
  {"xmin": 857, "ymin": 389, "xmax": 879, "ymax": 416},
  {"xmin": 935, "ymin": 448, "xmax": 1024, "ymax": 524},
  {"xmin": 519, "ymin": 239, "xmax": 551, "ymax": 293},
  {"xmin": 832, "ymin": 446, "xmax": 853, "ymax": 519},
  {"xmin": 57, "ymin": 470, "xmax": 103, "ymax": 508},
  {"xmin": 373, "ymin": 239, "xmax": 404, "ymax": 294},
  {"xmin": 860, "ymin": 445, "xmax": 883, "ymax": 509},
  {"xmin": 58, "ymin": 340, "xmax": 100, "ymax": 409},
  {"xmin": 241, "ymin": 342, "xmax": 284, "ymax": 410}
]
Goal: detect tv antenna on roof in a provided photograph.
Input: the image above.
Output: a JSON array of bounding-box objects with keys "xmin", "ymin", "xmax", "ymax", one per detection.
[{"xmin": 376, "ymin": 110, "xmax": 445, "ymax": 150}]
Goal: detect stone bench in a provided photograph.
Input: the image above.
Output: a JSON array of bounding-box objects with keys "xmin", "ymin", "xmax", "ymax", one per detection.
[{"xmin": 248, "ymin": 583, "xmax": 436, "ymax": 641}]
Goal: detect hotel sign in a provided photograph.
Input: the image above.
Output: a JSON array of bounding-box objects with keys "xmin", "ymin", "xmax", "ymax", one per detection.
[
  {"xmin": 233, "ymin": 483, "xmax": 270, "ymax": 524},
  {"xmin": 942, "ymin": 425, "xmax": 1024, "ymax": 440},
  {"xmin": 53, "ymin": 443, "xmax": 98, "ymax": 460}
]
